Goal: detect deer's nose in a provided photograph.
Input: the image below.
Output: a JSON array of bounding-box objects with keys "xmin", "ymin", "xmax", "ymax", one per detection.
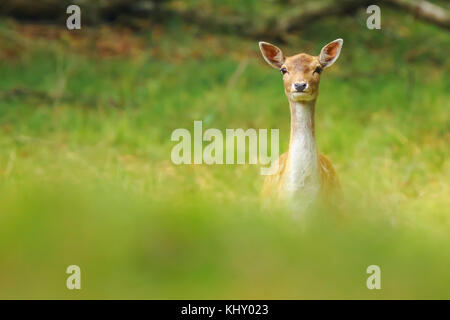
[{"xmin": 294, "ymin": 82, "xmax": 308, "ymax": 92}]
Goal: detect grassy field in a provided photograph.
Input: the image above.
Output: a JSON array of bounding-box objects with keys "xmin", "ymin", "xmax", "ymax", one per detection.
[{"xmin": 0, "ymin": 8, "xmax": 449, "ymax": 299}]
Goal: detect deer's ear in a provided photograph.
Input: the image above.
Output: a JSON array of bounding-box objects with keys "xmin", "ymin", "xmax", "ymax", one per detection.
[
  {"xmin": 259, "ymin": 41, "xmax": 285, "ymax": 69},
  {"xmin": 319, "ymin": 38, "xmax": 343, "ymax": 69}
]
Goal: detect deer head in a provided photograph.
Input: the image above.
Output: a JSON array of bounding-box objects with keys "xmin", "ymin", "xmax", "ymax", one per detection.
[{"xmin": 259, "ymin": 39, "xmax": 343, "ymax": 102}]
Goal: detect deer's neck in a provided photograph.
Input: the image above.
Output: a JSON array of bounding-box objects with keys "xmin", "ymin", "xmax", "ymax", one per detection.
[{"xmin": 285, "ymin": 99, "xmax": 321, "ymax": 199}]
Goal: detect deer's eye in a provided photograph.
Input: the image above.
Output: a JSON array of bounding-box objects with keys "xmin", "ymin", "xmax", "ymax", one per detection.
[
  {"xmin": 280, "ymin": 67, "xmax": 288, "ymax": 75},
  {"xmin": 313, "ymin": 66, "xmax": 322, "ymax": 75}
]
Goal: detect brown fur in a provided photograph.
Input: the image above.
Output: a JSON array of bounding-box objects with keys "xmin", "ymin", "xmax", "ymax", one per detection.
[
  {"xmin": 262, "ymin": 152, "xmax": 339, "ymax": 200},
  {"xmin": 282, "ymin": 54, "xmax": 322, "ymax": 100},
  {"xmin": 259, "ymin": 40, "xmax": 343, "ymax": 202}
]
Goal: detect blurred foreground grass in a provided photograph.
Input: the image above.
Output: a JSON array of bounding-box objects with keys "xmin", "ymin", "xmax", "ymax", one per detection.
[{"xmin": 0, "ymin": 9, "xmax": 449, "ymax": 299}]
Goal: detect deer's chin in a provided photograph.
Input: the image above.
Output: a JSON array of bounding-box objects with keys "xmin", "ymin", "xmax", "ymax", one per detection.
[{"xmin": 288, "ymin": 92, "xmax": 315, "ymax": 102}]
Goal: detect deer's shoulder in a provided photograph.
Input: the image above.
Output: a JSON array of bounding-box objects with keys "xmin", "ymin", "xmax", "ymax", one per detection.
[
  {"xmin": 318, "ymin": 153, "xmax": 340, "ymax": 193},
  {"xmin": 261, "ymin": 152, "xmax": 288, "ymax": 197}
]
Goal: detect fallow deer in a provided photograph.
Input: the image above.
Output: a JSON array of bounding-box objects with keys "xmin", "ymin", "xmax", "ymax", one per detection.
[{"xmin": 259, "ymin": 39, "xmax": 342, "ymax": 210}]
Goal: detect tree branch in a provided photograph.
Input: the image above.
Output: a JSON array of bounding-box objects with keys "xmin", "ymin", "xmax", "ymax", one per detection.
[{"xmin": 384, "ymin": 0, "xmax": 450, "ymax": 29}]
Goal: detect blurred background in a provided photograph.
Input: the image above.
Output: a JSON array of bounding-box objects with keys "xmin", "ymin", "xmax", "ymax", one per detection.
[{"xmin": 0, "ymin": 0, "xmax": 449, "ymax": 299}]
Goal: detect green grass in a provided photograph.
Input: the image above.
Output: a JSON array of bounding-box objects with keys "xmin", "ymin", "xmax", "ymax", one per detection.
[{"xmin": 0, "ymin": 8, "xmax": 449, "ymax": 299}]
